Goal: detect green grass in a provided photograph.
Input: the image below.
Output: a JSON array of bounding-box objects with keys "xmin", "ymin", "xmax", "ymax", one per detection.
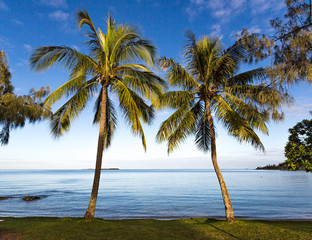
[{"xmin": 0, "ymin": 217, "xmax": 311, "ymax": 240}]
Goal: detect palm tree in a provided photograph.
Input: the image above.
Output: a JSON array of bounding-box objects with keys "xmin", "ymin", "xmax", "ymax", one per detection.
[
  {"xmin": 156, "ymin": 32, "xmax": 291, "ymax": 222},
  {"xmin": 30, "ymin": 10, "xmax": 166, "ymax": 219}
]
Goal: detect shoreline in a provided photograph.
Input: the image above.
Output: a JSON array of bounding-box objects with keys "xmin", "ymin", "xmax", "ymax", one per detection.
[{"xmin": 1, "ymin": 216, "xmax": 312, "ymax": 221}]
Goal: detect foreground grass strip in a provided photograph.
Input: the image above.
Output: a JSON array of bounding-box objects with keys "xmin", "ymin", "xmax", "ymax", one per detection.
[{"xmin": 0, "ymin": 217, "xmax": 311, "ymax": 240}]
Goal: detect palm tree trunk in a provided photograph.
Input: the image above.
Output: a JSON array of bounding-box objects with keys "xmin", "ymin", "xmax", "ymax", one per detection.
[
  {"xmin": 84, "ymin": 86, "xmax": 108, "ymax": 220},
  {"xmin": 205, "ymin": 97, "xmax": 235, "ymax": 222}
]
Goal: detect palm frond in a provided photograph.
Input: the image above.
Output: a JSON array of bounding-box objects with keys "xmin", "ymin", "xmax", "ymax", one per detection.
[
  {"xmin": 118, "ymin": 39, "xmax": 156, "ymax": 67},
  {"xmin": 224, "ymin": 43, "xmax": 247, "ymax": 62},
  {"xmin": 191, "ymin": 101, "xmax": 211, "ymax": 151},
  {"xmin": 159, "ymin": 90, "xmax": 195, "ymax": 109},
  {"xmin": 77, "ymin": 9, "xmax": 104, "ymax": 60},
  {"xmin": 118, "ymin": 64, "xmax": 166, "ymax": 101},
  {"xmin": 50, "ymin": 79, "xmax": 98, "ymax": 137},
  {"xmin": 166, "ymin": 108, "xmax": 196, "ymax": 154},
  {"xmin": 44, "ymin": 75, "xmax": 94, "ymax": 107},
  {"xmin": 30, "ymin": 46, "xmax": 96, "ymax": 73},
  {"xmin": 156, "ymin": 104, "xmax": 190, "ymax": 143},
  {"xmin": 112, "ymin": 79, "xmax": 154, "ymax": 150},
  {"xmin": 227, "ymin": 68, "xmax": 266, "ymax": 86},
  {"xmin": 213, "ymin": 95, "xmax": 265, "ymax": 151},
  {"xmin": 222, "ymin": 92, "xmax": 269, "ymax": 134},
  {"xmin": 157, "ymin": 57, "xmax": 199, "ymax": 89}
]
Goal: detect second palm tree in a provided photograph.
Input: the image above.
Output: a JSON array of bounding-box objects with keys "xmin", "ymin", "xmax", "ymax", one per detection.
[{"xmin": 157, "ymin": 31, "xmax": 291, "ymax": 222}]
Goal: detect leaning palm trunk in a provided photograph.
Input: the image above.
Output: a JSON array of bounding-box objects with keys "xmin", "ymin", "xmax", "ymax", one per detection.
[
  {"xmin": 205, "ymin": 98, "xmax": 235, "ymax": 222},
  {"xmin": 84, "ymin": 86, "xmax": 108, "ymax": 220},
  {"xmin": 156, "ymin": 32, "xmax": 290, "ymax": 223}
]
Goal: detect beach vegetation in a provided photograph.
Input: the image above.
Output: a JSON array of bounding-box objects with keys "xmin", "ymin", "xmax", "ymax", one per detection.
[
  {"xmin": 30, "ymin": 10, "xmax": 165, "ymax": 219},
  {"xmin": 285, "ymin": 115, "xmax": 312, "ymax": 172},
  {"xmin": 156, "ymin": 32, "xmax": 291, "ymax": 222},
  {"xmin": 0, "ymin": 50, "xmax": 51, "ymax": 145},
  {"xmin": 237, "ymin": 0, "xmax": 312, "ymax": 87}
]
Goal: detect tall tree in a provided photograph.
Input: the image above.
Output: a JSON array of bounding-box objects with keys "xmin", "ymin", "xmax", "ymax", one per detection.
[
  {"xmin": 285, "ymin": 114, "xmax": 312, "ymax": 172},
  {"xmin": 30, "ymin": 10, "xmax": 165, "ymax": 219},
  {"xmin": 156, "ymin": 32, "xmax": 291, "ymax": 222},
  {"xmin": 0, "ymin": 50, "xmax": 51, "ymax": 145},
  {"xmin": 238, "ymin": 0, "xmax": 312, "ymax": 87}
]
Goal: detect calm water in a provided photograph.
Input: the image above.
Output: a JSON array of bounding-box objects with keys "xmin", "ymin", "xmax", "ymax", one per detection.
[{"xmin": 0, "ymin": 169, "xmax": 312, "ymax": 220}]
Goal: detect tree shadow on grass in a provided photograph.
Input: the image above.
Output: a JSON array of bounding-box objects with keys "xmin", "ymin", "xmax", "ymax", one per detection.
[{"xmin": 195, "ymin": 218, "xmax": 242, "ymax": 240}]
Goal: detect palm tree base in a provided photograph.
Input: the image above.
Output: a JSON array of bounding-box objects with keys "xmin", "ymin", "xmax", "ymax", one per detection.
[
  {"xmin": 83, "ymin": 211, "xmax": 94, "ymax": 220},
  {"xmin": 226, "ymin": 215, "xmax": 235, "ymax": 222}
]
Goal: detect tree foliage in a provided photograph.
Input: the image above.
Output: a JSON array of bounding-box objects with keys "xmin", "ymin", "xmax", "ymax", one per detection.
[
  {"xmin": 238, "ymin": 0, "xmax": 312, "ymax": 86},
  {"xmin": 30, "ymin": 11, "xmax": 166, "ymax": 150},
  {"xmin": 285, "ymin": 116, "xmax": 312, "ymax": 172},
  {"xmin": 0, "ymin": 51, "xmax": 51, "ymax": 145},
  {"xmin": 156, "ymin": 32, "xmax": 292, "ymax": 222},
  {"xmin": 157, "ymin": 32, "xmax": 292, "ymax": 154},
  {"xmin": 30, "ymin": 10, "xmax": 166, "ymax": 219}
]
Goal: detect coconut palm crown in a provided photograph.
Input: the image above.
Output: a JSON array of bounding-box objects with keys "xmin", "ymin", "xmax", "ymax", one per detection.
[
  {"xmin": 30, "ymin": 10, "xmax": 166, "ymax": 219},
  {"xmin": 156, "ymin": 31, "xmax": 291, "ymax": 222}
]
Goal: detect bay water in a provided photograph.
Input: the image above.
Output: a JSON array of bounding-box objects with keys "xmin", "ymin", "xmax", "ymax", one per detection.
[{"xmin": 0, "ymin": 169, "xmax": 312, "ymax": 220}]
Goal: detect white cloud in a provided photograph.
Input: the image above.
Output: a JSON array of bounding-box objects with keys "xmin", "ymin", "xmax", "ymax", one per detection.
[
  {"xmin": 16, "ymin": 58, "xmax": 28, "ymax": 67},
  {"xmin": 248, "ymin": 25, "xmax": 261, "ymax": 33},
  {"xmin": 210, "ymin": 24, "xmax": 222, "ymax": 37},
  {"xmin": 231, "ymin": 0, "xmax": 246, "ymax": 8},
  {"xmin": 23, "ymin": 44, "xmax": 32, "ymax": 51},
  {"xmin": 71, "ymin": 44, "xmax": 79, "ymax": 51},
  {"xmin": 11, "ymin": 19, "xmax": 24, "ymax": 25},
  {"xmin": 0, "ymin": 0, "xmax": 9, "ymax": 11},
  {"xmin": 49, "ymin": 10, "xmax": 69, "ymax": 21},
  {"xmin": 185, "ymin": 7, "xmax": 197, "ymax": 21},
  {"xmin": 250, "ymin": 0, "xmax": 284, "ymax": 14},
  {"xmin": 0, "ymin": 36, "xmax": 13, "ymax": 49},
  {"xmin": 214, "ymin": 9, "xmax": 231, "ymax": 18},
  {"xmin": 191, "ymin": 0, "xmax": 205, "ymax": 4},
  {"xmin": 40, "ymin": 0, "xmax": 67, "ymax": 8},
  {"xmin": 186, "ymin": 0, "xmax": 247, "ymax": 22}
]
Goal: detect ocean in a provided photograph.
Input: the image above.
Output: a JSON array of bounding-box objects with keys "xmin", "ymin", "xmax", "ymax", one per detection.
[{"xmin": 0, "ymin": 169, "xmax": 312, "ymax": 220}]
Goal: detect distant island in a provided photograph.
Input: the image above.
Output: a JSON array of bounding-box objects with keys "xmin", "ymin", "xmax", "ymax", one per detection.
[{"xmin": 256, "ymin": 162, "xmax": 288, "ymax": 170}]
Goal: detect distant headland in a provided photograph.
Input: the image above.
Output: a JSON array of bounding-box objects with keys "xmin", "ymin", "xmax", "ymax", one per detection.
[{"xmin": 256, "ymin": 162, "xmax": 288, "ymax": 170}]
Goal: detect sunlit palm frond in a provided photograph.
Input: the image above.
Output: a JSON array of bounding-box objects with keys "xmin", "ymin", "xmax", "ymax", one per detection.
[
  {"xmin": 118, "ymin": 39, "xmax": 156, "ymax": 67},
  {"xmin": 157, "ymin": 57, "xmax": 199, "ymax": 89},
  {"xmin": 30, "ymin": 46, "xmax": 96, "ymax": 73},
  {"xmin": 227, "ymin": 68, "xmax": 266, "ymax": 86},
  {"xmin": 213, "ymin": 95, "xmax": 265, "ymax": 151},
  {"xmin": 50, "ymin": 79, "xmax": 98, "ymax": 137},
  {"xmin": 118, "ymin": 64, "xmax": 166, "ymax": 101},
  {"xmin": 112, "ymin": 79, "xmax": 154, "ymax": 150},
  {"xmin": 77, "ymin": 9, "xmax": 102, "ymax": 55},
  {"xmin": 226, "ymin": 84, "xmax": 293, "ymax": 110},
  {"xmin": 166, "ymin": 108, "xmax": 197, "ymax": 154},
  {"xmin": 156, "ymin": 104, "xmax": 190, "ymax": 143},
  {"xmin": 159, "ymin": 91, "xmax": 195, "ymax": 109},
  {"xmin": 222, "ymin": 92, "xmax": 268, "ymax": 134},
  {"xmin": 44, "ymin": 75, "xmax": 91, "ymax": 108}
]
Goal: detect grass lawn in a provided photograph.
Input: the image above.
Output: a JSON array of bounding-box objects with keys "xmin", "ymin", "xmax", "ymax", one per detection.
[{"xmin": 0, "ymin": 217, "xmax": 311, "ymax": 240}]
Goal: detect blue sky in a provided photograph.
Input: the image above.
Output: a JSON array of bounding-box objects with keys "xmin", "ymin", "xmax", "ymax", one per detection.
[{"xmin": 1, "ymin": 0, "xmax": 311, "ymax": 169}]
